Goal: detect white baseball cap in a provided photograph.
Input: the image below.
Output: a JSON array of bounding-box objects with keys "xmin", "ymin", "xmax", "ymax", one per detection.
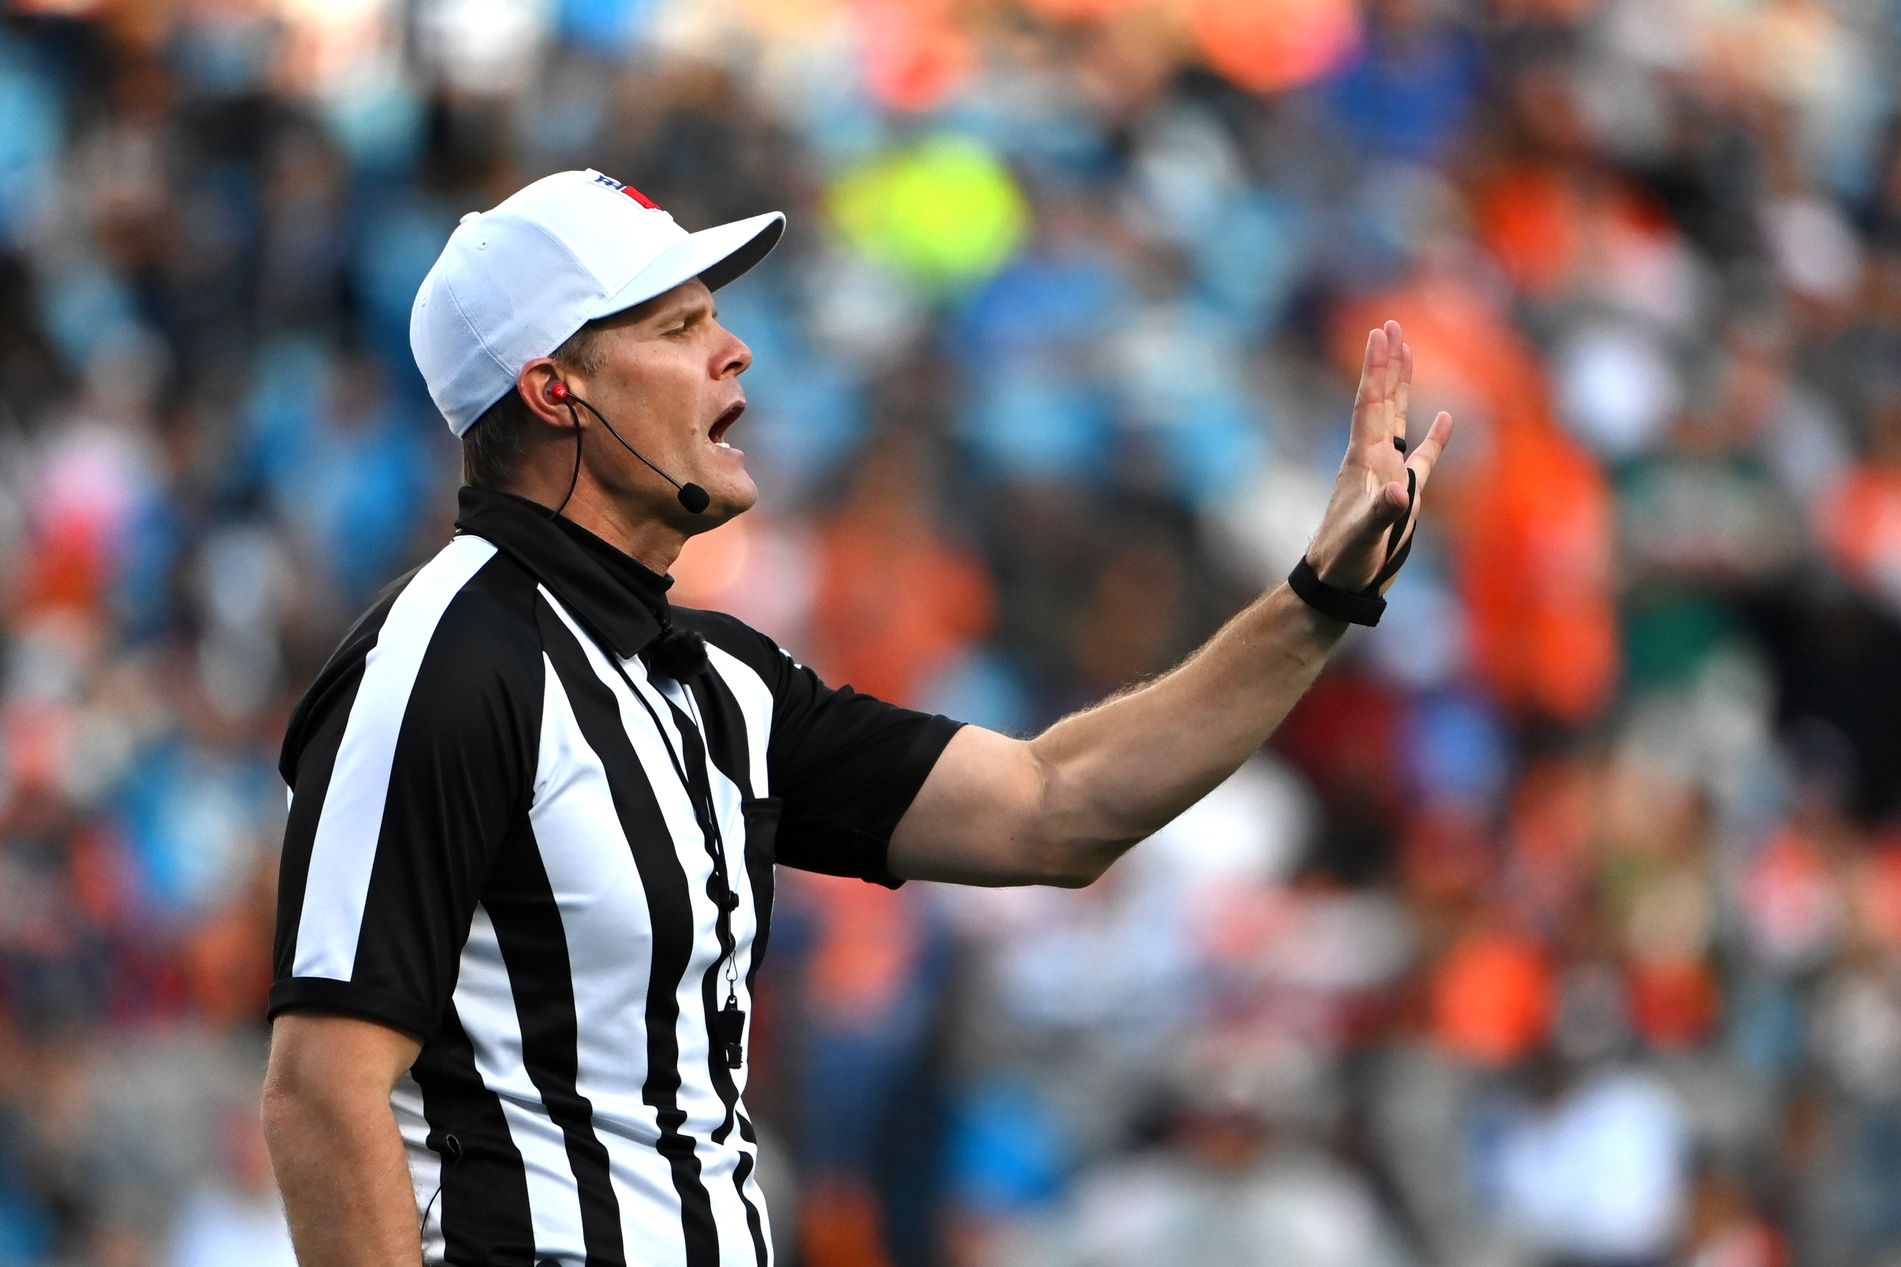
[{"xmin": 411, "ymin": 169, "xmax": 785, "ymax": 436}]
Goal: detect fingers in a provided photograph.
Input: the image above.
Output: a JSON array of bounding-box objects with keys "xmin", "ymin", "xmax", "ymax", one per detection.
[
  {"xmin": 1355, "ymin": 320, "xmax": 1414, "ymax": 447},
  {"xmin": 1378, "ymin": 321, "xmax": 1400, "ymax": 441},
  {"xmin": 1396, "ymin": 337, "xmax": 1412, "ymax": 442},
  {"xmin": 1381, "ymin": 410, "xmax": 1450, "ymax": 529},
  {"xmin": 1382, "ymin": 320, "xmax": 1401, "ymax": 439},
  {"xmin": 1404, "ymin": 410, "xmax": 1455, "ymax": 485},
  {"xmin": 1382, "ymin": 319, "xmax": 1402, "ymax": 402},
  {"xmin": 1353, "ymin": 325, "xmax": 1390, "ymax": 443}
]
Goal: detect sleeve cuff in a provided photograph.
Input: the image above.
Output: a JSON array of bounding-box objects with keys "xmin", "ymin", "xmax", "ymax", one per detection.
[
  {"xmin": 863, "ymin": 713, "xmax": 968, "ymax": 886},
  {"xmin": 784, "ymin": 715, "xmax": 967, "ymax": 888},
  {"xmin": 267, "ymin": 977, "xmax": 438, "ymax": 1043}
]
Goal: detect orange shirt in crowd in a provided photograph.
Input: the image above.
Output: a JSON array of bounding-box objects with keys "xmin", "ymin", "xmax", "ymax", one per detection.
[
  {"xmin": 1819, "ymin": 463, "xmax": 1901, "ymax": 598},
  {"xmin": 1429, "ymin": 920, "xmax": 1553, "ymax": 1066},
  {"xmin": 1338, "ymin": 271, "xmax": 1619, "ymax": 726},
  {"xmin": 808, "ymin": 443, "xmax": 994, "ymax": 706}
]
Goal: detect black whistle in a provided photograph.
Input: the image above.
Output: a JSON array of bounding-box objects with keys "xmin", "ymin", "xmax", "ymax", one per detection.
[{"xmin": 717, "ymin": 999, "xmax": 745, "ymax": 1068}]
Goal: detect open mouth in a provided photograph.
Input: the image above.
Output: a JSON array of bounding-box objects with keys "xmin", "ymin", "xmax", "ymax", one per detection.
[{"xmin": 709, "ymin": 401, "xmax": 745, "ymax": 448}]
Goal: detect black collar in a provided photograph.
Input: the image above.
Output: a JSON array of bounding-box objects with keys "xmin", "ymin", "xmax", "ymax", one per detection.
[{"xmin": 455, "ymin": 486, "xmax": 672, "ymax": 659}]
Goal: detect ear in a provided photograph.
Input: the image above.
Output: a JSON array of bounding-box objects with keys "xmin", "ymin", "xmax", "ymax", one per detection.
[{"xmin": 516, "ymin": 358, "xmax": 581, "ymax": 430}]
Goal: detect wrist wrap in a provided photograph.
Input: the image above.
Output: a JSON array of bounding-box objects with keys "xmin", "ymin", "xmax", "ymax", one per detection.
[
  {"xmin": 1288, "ymin": 556, "xmax": 1386, "ymax": 626},
  {"xmin": 1290, "ymin": 441, "xmax": 1418, "ymax": 628}
]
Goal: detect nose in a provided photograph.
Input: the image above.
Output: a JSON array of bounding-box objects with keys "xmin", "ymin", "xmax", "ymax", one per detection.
[{"xmin": 715, "ymin": 323, "xmax": 752, "ymax": 378}]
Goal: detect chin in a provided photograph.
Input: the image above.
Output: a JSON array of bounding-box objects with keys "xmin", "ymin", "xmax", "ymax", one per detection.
[{"xmin": 688, "ymin": 477, "xmax": 758, "ymax": 527}]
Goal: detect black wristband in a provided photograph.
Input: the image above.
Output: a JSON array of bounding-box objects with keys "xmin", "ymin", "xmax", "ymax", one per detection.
[{"xmin": 1287, "ymin": 556, "xmax": 1386, "ymax": 626}]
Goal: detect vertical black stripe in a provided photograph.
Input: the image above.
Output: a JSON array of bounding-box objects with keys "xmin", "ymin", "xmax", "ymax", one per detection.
[
  {"xmin": 540, "ymin": 603, "xmax": 722, "ymax": 1267},
  {"xmin": 485, "ymin": 815, "xmax": 627, "ymax": 1266},
  {"xmin": 412, "ymin": 1006, "xmax": 538, "ymax": 1264},
  {"xmin": 348, "ymin": 563, "xmax": 544, "ymax": 1041},
  {"xmin": 669, "ymin": 672, "xmax": 772, "ymax": 1267},
  {"xmin": 732, "ymin": 1146, "xmax": 765, "ymax": 1258}
]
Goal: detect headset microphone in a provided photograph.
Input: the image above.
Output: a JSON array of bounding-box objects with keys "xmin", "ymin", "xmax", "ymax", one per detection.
[{"xmin": 547, "ymin": 381, "xmax": 711, "ymax": 514}]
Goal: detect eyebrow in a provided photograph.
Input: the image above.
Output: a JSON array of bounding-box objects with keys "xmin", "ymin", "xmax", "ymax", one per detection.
[{"xmin": 656, "ymin": 296, "xmax": 715, "ymax": 326}]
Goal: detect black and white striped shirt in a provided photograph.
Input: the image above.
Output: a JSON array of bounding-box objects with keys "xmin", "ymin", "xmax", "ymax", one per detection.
[{"xmin": 269, "ymin": 486, "xmax": 961, "ymax": 1267}]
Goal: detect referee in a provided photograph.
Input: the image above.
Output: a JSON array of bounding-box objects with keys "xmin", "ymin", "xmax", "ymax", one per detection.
[{"xmin": 260, "ymin": 169, "xmax": 1451, "ymax": 1267}]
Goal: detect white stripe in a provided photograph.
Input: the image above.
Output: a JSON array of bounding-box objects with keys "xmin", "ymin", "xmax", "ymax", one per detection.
[
  {"xmin": 626, "ymin": 666, "xmax": 734, "ymax": 1143},
  {"xmin": 291, "ymin": 536, "xmax": 497, "ymax": 980},
  {"xmin": 658, "ymin": 672, "xmax": 767, "ymax": 1257},
  {"xmin": 700, "ymin": 649, "xmax": 785, "ymax": 1265},
  {"xmin": 392, "ymin": 1073, "xmax": 445, "ymax": 1264},
  {"xmin": 702, "ymin": 644, "xmax": 778, "ymax": 1105},
  {"xmin": 530, "ymin": 654, "xmax": 689, "ymax": 1266},
  {"xmin": 455, "ymin": 904, "xmax": 588, "ymax": 1260},
  {"xmin": 539, "ymin": 597, "xmax": 728, "ymax": 1136},
  {"xmin": 529, "ymin": 653, "xmax": 657, "ymax": 1112},
  {"xmin": 703, "ymin": 644, "xmax": 774, "ymax": 800},
  {"xmin": 540, "ymin": 591, "xmax": 781, "ymax": 1263}
]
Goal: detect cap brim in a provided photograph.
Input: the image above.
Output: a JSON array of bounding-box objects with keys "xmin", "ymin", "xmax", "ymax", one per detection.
[{"xmin": 587, "ymin": 211, "xmax": 786, "ymax": 321}]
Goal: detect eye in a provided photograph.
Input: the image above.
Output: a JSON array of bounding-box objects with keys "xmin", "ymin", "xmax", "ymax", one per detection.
[{"xmin": 664, "ymin": 307, "xmax": 715, "ymax": 337}]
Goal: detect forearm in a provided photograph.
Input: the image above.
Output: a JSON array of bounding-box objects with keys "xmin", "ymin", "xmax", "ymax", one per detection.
[
  {"xmin": 1027, "ymin": 583, "xmax": 1346, "ymax": 878},
  {"xmin": 262, "ymin": 1081, "xmax": 423, "ymax": 1266}
]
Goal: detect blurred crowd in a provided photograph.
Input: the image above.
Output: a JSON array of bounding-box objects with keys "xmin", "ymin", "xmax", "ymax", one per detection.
[{"xmin": 6, "ymin": 0, "xmax": 1901, "ymax": 1263}]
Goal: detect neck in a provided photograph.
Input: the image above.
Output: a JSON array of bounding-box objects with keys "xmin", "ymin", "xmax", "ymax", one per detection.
[{"xmin": 504, "ymin": 474, "xmax": 687, "ymax": 574}]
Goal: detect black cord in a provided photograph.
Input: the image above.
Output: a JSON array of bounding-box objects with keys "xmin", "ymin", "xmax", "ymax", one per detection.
[
  {"xmin": 418, "ymin": 1133, "xmax": 461, "ymax": 1234},
  {"xmin": 547, "ymin": 405, "xmax": 585, "ymax": 519}
]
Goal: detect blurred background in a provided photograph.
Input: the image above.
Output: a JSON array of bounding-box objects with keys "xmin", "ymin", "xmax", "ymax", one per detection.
[{"xmin": 6, "ymin": 0, "xmax": 1901, "ymax": 1263}]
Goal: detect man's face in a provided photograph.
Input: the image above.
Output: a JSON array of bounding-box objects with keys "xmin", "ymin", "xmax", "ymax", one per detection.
[{"xmin": 578, "ymin": 277, "xmax": 757, "ymax": 526}]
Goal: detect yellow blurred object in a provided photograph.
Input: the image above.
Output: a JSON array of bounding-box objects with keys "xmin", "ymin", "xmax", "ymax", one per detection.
[{"xmin": 828, "ymin": 134, "xmax": 1029, "ymax": 291}]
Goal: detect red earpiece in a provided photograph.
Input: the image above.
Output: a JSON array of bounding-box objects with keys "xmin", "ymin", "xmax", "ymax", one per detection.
[{"xmin": 548, "ymin": 381, "xmax": 571, "ymax": 402}]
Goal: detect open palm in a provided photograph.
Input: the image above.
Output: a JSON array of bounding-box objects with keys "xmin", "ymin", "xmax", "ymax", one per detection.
[{"xmin": 1304, "ymin": 319, "xmax": 1454, "ymax": 595}]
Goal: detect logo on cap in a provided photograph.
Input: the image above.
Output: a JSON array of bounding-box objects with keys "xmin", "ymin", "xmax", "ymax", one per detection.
[{"xmin": 590, "ymin": 171, "xmax": 662, "ymax": 210}]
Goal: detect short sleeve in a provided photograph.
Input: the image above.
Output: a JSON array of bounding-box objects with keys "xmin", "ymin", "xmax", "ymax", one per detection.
[
  {"xmin": 764, "ymin": 651, "xmax": 964, "ymax": 887},
  {"xmin": 268, "ymin": 552, "xmax": 542, "ymax": 1040}
]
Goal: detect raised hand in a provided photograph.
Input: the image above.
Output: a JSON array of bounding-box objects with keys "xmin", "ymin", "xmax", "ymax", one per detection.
[{"xmin": 1302, "ymin": 319, "xmax": 1453, "ymax": 595}]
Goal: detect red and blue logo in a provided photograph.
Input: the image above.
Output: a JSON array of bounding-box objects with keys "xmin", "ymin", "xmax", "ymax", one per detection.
[{"xmin": 591, "ymin": 172, "xmax": 661, "ymax": 210}]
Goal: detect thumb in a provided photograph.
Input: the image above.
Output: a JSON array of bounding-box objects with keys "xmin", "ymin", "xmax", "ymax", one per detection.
[{"xmin": 1337, "ymin": 479, "xmax": 1408, "ymax": 550}]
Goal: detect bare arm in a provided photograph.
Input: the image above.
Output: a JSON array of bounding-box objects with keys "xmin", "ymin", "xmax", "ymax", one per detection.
[
  {"xmin": 888, "ymin": 320, "xmax": 1453, "ymax": 887},
  {"xmin": 262, "ymin": 1012, "xmax": 425, "ymax": 1266}
]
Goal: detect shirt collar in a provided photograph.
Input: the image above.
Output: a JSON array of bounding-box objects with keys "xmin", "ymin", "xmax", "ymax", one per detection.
[{"xmin": 455, "ymin": 485, "xmax": 672, "ymax": 659}]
